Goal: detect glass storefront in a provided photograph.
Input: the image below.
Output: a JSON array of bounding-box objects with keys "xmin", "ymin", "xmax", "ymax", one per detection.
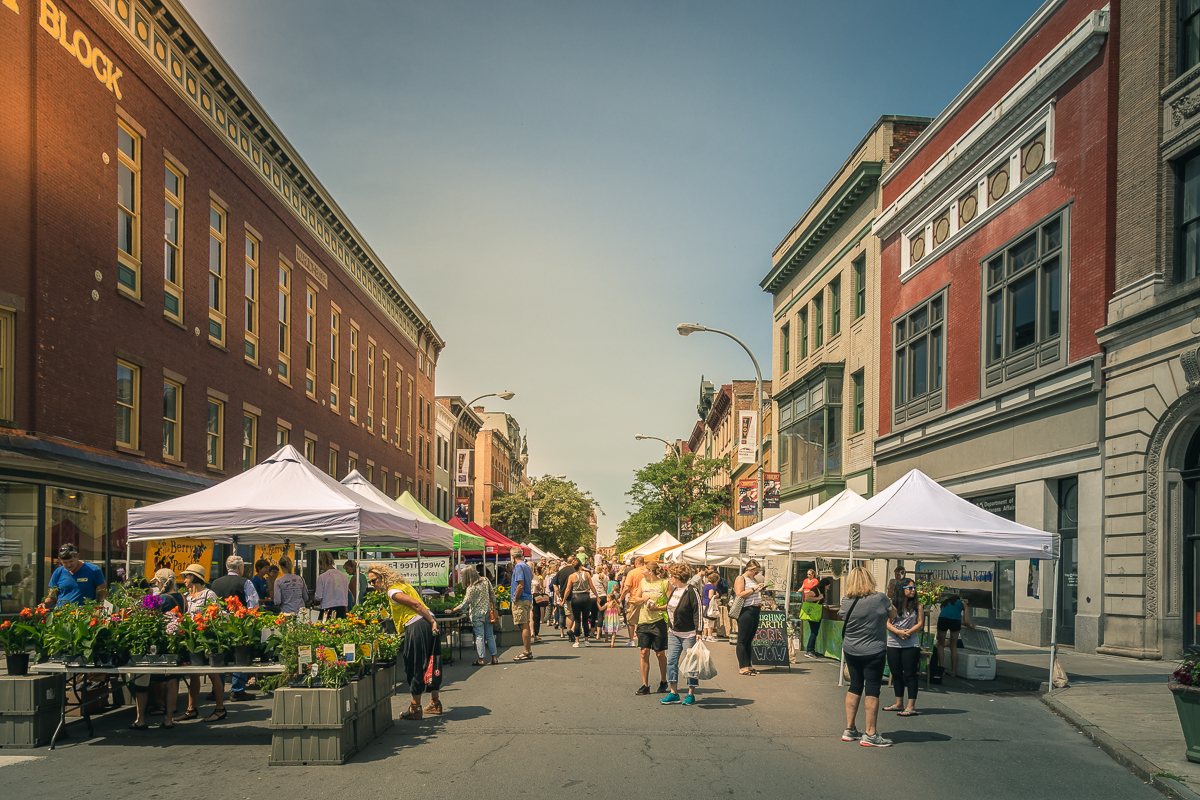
[
  {"xmin": 0, "ymin": 483, "xmax": 38, "ymax": 614},
  {"xmin": 966, "ymin": 491, "xmax": 1017, "ymax": 631},
  {"xmin": 778, "ymin": 372, "xmax": 843, "ymax": 489}
]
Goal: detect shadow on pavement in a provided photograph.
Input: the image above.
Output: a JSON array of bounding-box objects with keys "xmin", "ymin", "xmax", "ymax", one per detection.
[
  {"xmin": 898, "ymin": 708, "xmax": 967, "ymax": 716},
  {"xmin": 884, "ymin": 730, "xmax": 954, "ymax": 744}
]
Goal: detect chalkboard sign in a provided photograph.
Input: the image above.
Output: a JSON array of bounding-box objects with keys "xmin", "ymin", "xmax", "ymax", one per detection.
[{"xmin": 750, "ymin": 610, "xmax": 789, "ymax": 668}]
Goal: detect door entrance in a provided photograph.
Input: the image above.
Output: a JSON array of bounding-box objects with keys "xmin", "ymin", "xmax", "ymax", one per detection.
[
  {"xmin": 1183, "ymin": 429, "xmax": 1200, "ymax": 650},
  {"xmin": 1057, "ymin": 477, "xmax": 1078, "ymax": 647}
]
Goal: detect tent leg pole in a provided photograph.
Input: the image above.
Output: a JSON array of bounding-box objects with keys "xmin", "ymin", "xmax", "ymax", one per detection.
[
  {"xmin": 839, "ymin": 545, "xmax": 853, "ymax": 688},
  {"xmin": 417, "ymin": 541, "xmax": 423, "ymax": 589},
  {"xmin": 1049, "ymin": 557, "xmax": 1060, "ymax": 692},
  {"xmin": 355, "ymin": 534, "xmax": 361, "ymax": 606},
  {"xmin": 126, "ymin": 540, "xmax": 132, "ymax": 585}
]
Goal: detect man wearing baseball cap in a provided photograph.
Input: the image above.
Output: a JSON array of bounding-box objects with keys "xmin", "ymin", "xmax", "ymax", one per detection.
[{"xmin": 43, "ymin": 544, "xmax": 107, "ymax": 608}]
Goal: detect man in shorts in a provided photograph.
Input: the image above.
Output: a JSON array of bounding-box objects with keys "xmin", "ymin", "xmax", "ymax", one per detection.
[
  {"xmin": 621, "ymin": 556, "xmax": 646, "ymax": 647},
  {"xmin": 631, "ymin": 560, "xmax": 669, "ymax": 695},
  {"xmin": 510, "ymin": 547, "xmax": 535, "ymax": 661}
]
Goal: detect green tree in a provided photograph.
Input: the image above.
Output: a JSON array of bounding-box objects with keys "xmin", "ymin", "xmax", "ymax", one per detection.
[
  {"xmin": 615, "ymin": 454, "xmax": 729, "ymax": 554},
  {"xmin": 489, "ymin": 477, "xmax": 601, "ymax": 559}
]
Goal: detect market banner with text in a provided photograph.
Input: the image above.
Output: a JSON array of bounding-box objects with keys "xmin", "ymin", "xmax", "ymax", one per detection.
[
  {"xmin": 336, "ymin": 556, "xmax": 449, "ymax": 588},
  {"xmin": 145, "ymin": 539, "xmax": 213, "ymax": 580},
  {"xmin": 253, "ymin": 544, "xmax": 295, "ymax": 571}
]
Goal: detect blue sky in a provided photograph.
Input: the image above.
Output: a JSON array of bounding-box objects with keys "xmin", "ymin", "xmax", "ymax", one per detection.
[{"xmin": 186, "ymin": 0, "xmax": 1043, "ymax": 544}]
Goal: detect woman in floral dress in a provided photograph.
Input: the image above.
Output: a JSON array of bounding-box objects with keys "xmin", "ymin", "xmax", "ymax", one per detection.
[{"xmin": 451, "ymin": 566, "xmax": 497, "ymax": 666}]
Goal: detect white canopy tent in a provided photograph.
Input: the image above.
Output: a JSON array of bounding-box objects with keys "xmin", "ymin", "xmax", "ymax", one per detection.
[
  {"xmin": 660, "ymin": 522, "xmax": 736, "ymax": 566},
  {"xmin": 127, "ymin": 447, "xmax": 454, "ymax": 596},
  {"xmin": 621, "ymin": 531, "xmax": 681, "ymax": 562},
  {"xmin": 522, "ymin": 542, "xmax": 549, "ymax": 562},
  {"xmin": 705, "ymin": 510, "xmax": 803, "ymax": 557},
  {"xmin": 789, "ymin": 469, "xmax": 1060, "ymax": 687}
]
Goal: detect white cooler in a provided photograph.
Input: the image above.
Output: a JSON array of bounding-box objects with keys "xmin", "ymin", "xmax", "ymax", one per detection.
[{"xmin": 957, "ymin": 626, "xmax": 998, "ymax": 681}]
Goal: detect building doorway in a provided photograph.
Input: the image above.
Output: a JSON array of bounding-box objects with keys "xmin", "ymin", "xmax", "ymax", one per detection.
[
  {"xmin": 1184, "ymin": 428, "xmax": 1200, "ymax": 650},
  {"xmin": 1057, "ymin": 477, "xmax": 1079, "ymax": 647}
]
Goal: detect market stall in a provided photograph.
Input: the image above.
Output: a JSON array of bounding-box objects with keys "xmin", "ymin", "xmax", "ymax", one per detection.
[
  {"xmin": 788, "ymin": 469, "xmax": 1059, "ymax": 685},
  {"xmin": 620, "ymin": 531, "xmax": 681, "ymax": 563},
  {"xmin": 660, "ymin": 522, "xmax": 739, "ymax": 566}
]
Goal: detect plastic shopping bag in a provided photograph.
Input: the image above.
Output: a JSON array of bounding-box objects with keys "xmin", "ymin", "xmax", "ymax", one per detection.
[{"xmin": 682, "ymin": 637, "xmax": 717, "ymax": 681}]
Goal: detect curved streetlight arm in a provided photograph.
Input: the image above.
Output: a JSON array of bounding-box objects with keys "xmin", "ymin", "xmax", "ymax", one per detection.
[
  {"xmin": 449, "ymin": 391, "xmax": 513, "ymax": 520},
  {"xmin": 635, "ymin": 434, "xmax": 681, "ymax": 464}
]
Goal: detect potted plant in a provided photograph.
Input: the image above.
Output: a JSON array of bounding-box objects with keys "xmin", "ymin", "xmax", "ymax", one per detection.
[
  {"xmin": 0, "ymin": 608, "xmax": 42, "ymax": 675},
  {"xmin": 222, "ymin": 596, "xmax": 261, "ymax": 666},
  {"xmin": 1170, "ymin": 653, "xmax": 1200, "ymax": 763}
]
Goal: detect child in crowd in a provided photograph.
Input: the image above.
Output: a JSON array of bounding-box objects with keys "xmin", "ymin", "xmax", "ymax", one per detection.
[{"xmin": 601, "ymin": 586, "xmax": 622, "ymax": 647}]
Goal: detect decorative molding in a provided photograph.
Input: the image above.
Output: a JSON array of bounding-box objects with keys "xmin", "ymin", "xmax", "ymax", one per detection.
[
  {"xmin": 1182, "ymin": 347, "xmax": 1200, "ymax": 390},
  {"xmin": 1144, "ymin": 390, "xmax": 1200, "ymax": 619},
  {"xmin": 1170, "ymin": 93, "xmax": 1200, "ymax": 127},
  {"xmin": 876, "ymin": 6, "xmax": 1108, "ymax": 240}
]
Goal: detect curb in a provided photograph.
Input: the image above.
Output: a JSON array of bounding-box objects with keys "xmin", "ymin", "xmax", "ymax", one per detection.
[{"xmin": 1041, "ymin": 692, "xmax": 1200, "ymax": 800}]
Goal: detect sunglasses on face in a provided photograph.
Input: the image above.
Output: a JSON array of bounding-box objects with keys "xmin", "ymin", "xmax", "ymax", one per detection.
[{"xmin": 903, "ymin": 585, "xmax": 916, "ymax": 590}]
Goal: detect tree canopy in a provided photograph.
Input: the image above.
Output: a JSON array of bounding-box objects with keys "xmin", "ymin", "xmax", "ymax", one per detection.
[
  {"xmin": 614, "ymin": 453, "xmax": 729, "ymax": 555},
  {"xmin": 489, "ymin": 477, "xmax": 601, "ymax": 558}
]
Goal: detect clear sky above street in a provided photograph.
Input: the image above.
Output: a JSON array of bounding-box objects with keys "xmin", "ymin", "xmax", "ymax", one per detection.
[{"xmin": 186, "ymin": 0, "xmax": 1043, "ymax": 545}]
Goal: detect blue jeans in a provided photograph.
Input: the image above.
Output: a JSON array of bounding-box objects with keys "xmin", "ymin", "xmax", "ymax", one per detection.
[
  {"xmin": 665, "ymin": 630, "xmax": 699, "ymax": 688},
  {"xmin": 225, "ymin": 673, "xmax": 248, "ymax": 693},
  {"xmin": 472, "ymin": 618, "xmax": 497, "ymax": 659},
  {"xmin": 806, "ymin": 619, "xmax": 822, "ymax": 653}
]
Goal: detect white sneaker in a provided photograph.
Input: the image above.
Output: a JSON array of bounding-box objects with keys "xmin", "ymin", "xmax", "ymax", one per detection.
[{"xmin": 572, "ymin": 642, "xmax": 580, "ymax": 648}]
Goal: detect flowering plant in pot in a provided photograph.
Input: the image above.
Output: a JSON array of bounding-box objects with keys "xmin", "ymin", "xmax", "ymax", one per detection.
[
  {"xmin": 1170, "ymin": 653, "xmax": 1200, "ymax": 763},
  {"xmin": 114, "ymin": 606, "xmax": 167, "ymax": 663},
  {"xmin": 0, "ymin": 608, "xmax": 44, "ymax": 675},
  {"xmin": 221, "ymin": 596, "xmax": 261, "ymax": 666}
]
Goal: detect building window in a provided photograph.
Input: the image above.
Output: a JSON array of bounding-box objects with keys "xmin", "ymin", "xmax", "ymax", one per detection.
[
  {"xmin": 1177, "ymin": 150, "xmax": 1200, "ymax": 285},
  {"xmin": 1183, "ymin": 0, "xmax": 1200, "ymax": 75},
  {"xmin": 407, "ymin": 377, "xmax": 414, "ymax": 453},
  {"xmin": 305, "ymin": 287, "xmax": 317, "ymax": 397},
  {"xmin": 366, "ymin": 342, "xmax": 375, "ymax": 429},
  {"xmin": 348, "ymin": 456, "xmax": 357, "ymax": 474},
  {"xmin": 853, "ymin": 256, "xmax": 865, "ymax": 319},
  {"xmin": 366, "ymin": 463, "xmax": 373, "ymax": 483},
  {"xmin": 893, "ymin": 290, "xmax": 946, "ymax": 425},
  {"xmin": 799, "ymin": 308, "xmax": 808, "ymax": 359},
  {"xmin": 304, "ymin": 436, "xmax": 316, "ymax": 463},
  {"xmin": 164, "ymin": 163, "xmax": 183, "ymax": 320},
  {"xmin": 852, "ymin": 370, "xmax": 864, "ymax": 434},
  {"xmin": 329, "ymin": 307, "xmax": 340, "ymax": 411},
  {"xmin": 983, "ymin": 210, "xmax": 1067, "ymax": 390},
  {"xmin": 117, "ymin": 121, "xmax": 141, "ymax": 296},
  {"xmin": 242, "ymin": 412, "xmax": 257, "ymax": 470},
  {"xmin": 813, "ymin": 294, "xmax": 824, "ymax": 349},
  {"xmin": 349, "ymin": 323, "xmax": 359, "ymax": 421},
  {"xmin": 208, "ymin": 205, "xmax": 226, "ymax": 345},
  {"xmin": 931, "ymin": 209, "xmax": 951, "ymax": 249},
  {"xmin": 780, "ymin": 323, "xmax": 790, "ymax": 374},
  {"xmin": 829, "ymin": 278, "xmax": 841, "ymax": 338},
  {"xmin": 205, "ymin": 398, "xmax": 224, "ymax": 469},
  {"xmin": 277, "ymin": 425, "xmax": 289, "ymax": 450},
  {"xmin": 116, "ymin": 360, "xmax": 140, "ymax": 449},
  {"xmin": 328, "ymin": 448, "xmax": 338, "ymax": 477},
  {"xmin": 244, "ymin": 234, "xmax": 259, "ymax": 363},
  {"xmin": 987, "ymin": 160, "xmax": 1010, "ymax": 206},
  {"xmin": 958, "ymin": 187, "xmax": 979, "ymax": 227},
  {"xmin": 278, "ymin": 263, "xmax": 291, "ymax": 380},
  {"xmin": 0, "ymin": 309, "xmax": 13, "ymax": 422},
  {"xmin": 778, "ymin": 373, "xmax": 842, "ymax": 489},
  {"xmin": 394, "ymin": 367, "xmax": 403, "ymax": 446},
  {"xmin": 163, "ymin": 379, "xmax": 181, "ymax": 459},
  {"xmin": 381, "ymin": 354, "xmax": 390, "ymax": 440}
]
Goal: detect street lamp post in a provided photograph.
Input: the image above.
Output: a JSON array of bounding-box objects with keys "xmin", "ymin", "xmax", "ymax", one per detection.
[
  {"xmin": 634, "ymin": 433, "xmax": 682, "ymax": 540},
  {"xmin": 450, "ymin": 391, "xmax": 515, "ymax": 524},
  {"xmin": 677, "ymin": 323, "xmax": 764, "ymax": 523}
]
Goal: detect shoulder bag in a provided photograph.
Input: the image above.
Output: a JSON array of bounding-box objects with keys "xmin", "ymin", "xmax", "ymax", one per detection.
[{"xmin": 728, "ymin": 576, "xmax": 747, "ymax": 618}]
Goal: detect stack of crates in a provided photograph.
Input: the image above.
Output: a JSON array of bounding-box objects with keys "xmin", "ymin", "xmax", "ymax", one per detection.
[
  {"xmin": 0, "ymin": 674, "xmax": 64, "ymax": 748},
  {"xmin": 268, "ymin": 664, "xmax": 396, "ymax": 766}
]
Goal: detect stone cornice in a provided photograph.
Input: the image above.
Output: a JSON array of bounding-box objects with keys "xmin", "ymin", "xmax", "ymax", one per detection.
[
  {"xmin": 91, "ymin": 0, "xmax": 441, "ymax": 351},
  {"xmin": 875, "ymin": 5, "xmax": 1108, "ymax": 241},
  {"xmin": 761, "ymin": 162, "xmax": 882, "ymax": 295}
]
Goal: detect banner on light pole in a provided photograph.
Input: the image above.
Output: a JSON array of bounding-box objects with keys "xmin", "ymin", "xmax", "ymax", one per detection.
[
  {"xmin": 765, "ymin": 472, "xmax": 780, "ymax": 509},
  {"xmin": 530, "ymin": 507, "xmax": 540, "ymax": 529},
  {"xmin": 455, "ymin": 449, "xmax": 471, "ymax": 487},
  {"xmin": 737, "ymin": 479, "xmax": 758, "ymax": 516},
  {"xmin": 737, "ymin": 410, "xmax": 758, "ymax": 464}
]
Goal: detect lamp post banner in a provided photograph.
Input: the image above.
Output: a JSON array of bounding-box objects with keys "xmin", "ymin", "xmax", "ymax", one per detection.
[
  {"xmin": 764, "ymin": 472, "xmax": 780, "ymax": 509},
  {"xmin": 455, "ymin": 449, "xmax": 471, "ymax": 486},
  {"xmin": 530, "ymin": 507, "xmax": 539, "ymax": 529},
  {"xmin": 737, "ymin": 411, "xmax": 758, "ymax": 464},
  {"xmin": 737, "ymin": 479, "xmax": 758, "ymax": 516}
]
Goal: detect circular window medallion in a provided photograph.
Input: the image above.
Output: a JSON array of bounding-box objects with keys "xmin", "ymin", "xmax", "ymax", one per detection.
[
  {"xmin": 989, "ymin": 169, "xmax": 1009, "ymax": 203},
  {"xmin": 960, "ymin": 194, "xmax": 977, "ymax": 225},
  {"xmin": 910, "ymin": 235, "xmax": 926, "ymax": 263},
  {"xmin": 933, "ymin": 217, "xmax": 950, "ymax": 245},
  {"xmin": 116, "ymin": 0, "xmax": 128, "ymax": 18},
  {"xmin": 1023, "ymin": 141, "xmax": 1045, "ymax": 175},
  {"xmin": 187, "ymin": 77, "xmax": 196, "ymax": 95},
  {"xmin": 136, "ymin": 21, "xmax": 148, "ymax": 41},
  {"xmin": 172, "ymin": 61, "xmax": 182, "ymax": 78},
  {"xmin": 155, "ymin": 41, "xmax": 166, "ymax": 60}
]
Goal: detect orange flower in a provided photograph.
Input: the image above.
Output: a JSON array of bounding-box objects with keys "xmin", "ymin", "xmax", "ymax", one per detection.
[
  {"xmin": 196, "ymin": 623, "xmax": 206, "ymax": 631},
  {"xmin": 89, "ymin": 619, "xmax": 98, "ymax": 627},
  {"xmin": 1, "ymin": 620, "xmax": 11, "ymax": 630},
  {"xmin": 19, "ymin": 607, "xmax": 33, "ymax": 618}
]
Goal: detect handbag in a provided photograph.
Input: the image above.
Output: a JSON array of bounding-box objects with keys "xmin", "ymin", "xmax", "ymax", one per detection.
[
  {"xmin": 705, "ymin": 597, "xmax": 720, "ymax": 620},
  {"xmin": 489, "ymin": 603, "xmax": 499, "ymax": 625},
  {"xmin": 729, "ymin": 586, "xmax": 745, "ymax": 618},
  {"xmin": 534, "ymin": 594, "xmax": 550, "ymax": 607}
]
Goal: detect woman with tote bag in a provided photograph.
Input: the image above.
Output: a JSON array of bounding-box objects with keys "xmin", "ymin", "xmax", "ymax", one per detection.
[{"xmin": 662, "ymin": 563, "xmax": 705, "ymax": 706}]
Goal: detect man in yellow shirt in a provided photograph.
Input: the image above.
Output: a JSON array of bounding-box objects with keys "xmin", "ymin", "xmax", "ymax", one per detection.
[{"xmin": 367, "ymin": 564, "xmax": 441, "ymax": 720}]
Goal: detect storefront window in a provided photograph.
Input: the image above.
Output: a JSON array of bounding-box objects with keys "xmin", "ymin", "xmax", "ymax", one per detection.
[
  {"xmin": 968, "ymin": 491, "xmax": 1017, "ymax": 630},
  {"xmin": 0, "ymin": 482, "xmax": 38, "ymax": 614},
  {"xmin": 110, "ymin": 497, "xmax": 149, "ymax": 586},
  {"xmin": 44, "ymin": 488, "xmax": 107, "ymax": 589}
]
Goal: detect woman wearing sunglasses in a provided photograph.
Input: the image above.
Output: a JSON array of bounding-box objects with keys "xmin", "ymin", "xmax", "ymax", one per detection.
[{"xmin": 885, "ymin": 578, "xmax": 924, "ymax": 716}]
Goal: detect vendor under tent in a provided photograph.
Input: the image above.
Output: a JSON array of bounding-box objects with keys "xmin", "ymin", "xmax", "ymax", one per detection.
[
  {"xmin": 788, "ymin": 469, "xmax": 1060, "ymax": 687},
  {"xmin": 621, "ymin": 530, "xmax": 681, "ymax": 562},
  {"xmin": 126, "ymin": 446, "xmax": 454, "ymax": 592}
]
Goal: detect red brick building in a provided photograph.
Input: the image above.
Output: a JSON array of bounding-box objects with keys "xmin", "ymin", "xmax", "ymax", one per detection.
[
  {"xmin": 0, "ymin": 0, "xmax": 442, "ymax": 601},
  {"xmin": 871, "ymin": 0, "xmax": 1115, "ymax": 649}
]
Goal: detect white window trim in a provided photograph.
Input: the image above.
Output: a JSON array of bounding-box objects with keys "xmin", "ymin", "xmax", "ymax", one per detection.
[{"xmin": 900, "ymin": 102, "xmax": 1056, "ymax": 283}]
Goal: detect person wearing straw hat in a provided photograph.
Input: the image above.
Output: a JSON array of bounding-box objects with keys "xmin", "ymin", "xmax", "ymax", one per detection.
[{"xmin": 174, "ymin": 564, "xmax": 229, "ymax": 724}]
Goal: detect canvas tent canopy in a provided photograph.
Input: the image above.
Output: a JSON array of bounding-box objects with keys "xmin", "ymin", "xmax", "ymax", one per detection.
[
  {"xmin": 127, "ymin": 446, "xmax": 451, "ymax": 549},
  {"xmin": 621, "ymin": 531, "xmax": 681, "ymax": 562},
  {"xmin": 660, "ymin": 523, "xmax": 740, "ymax": 567},
  {"xmin": 705, "ymin": 510, "xmax": 804, "ymax": 558},
  {"xmin": 392, "ymin": 489, "xmax": 484, "ymax": 551}
]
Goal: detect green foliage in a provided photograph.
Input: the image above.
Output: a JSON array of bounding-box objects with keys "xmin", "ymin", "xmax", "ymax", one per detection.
[
  {"xmin": 489, "ymin": 477, "xmax": 601, "ymax": 558},
  {"xmin": 616, "ymin": 453, "xmax": 731, "ymax": 551}
]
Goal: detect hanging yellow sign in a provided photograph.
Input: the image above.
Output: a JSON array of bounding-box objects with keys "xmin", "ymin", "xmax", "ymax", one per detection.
[
  {"xmin": 253, "ymin": 544, "xmax": 295, "ymax": 570},
  {"xmin": 145, "ymin": 539, "xmax": 214, "ymax": 580}
]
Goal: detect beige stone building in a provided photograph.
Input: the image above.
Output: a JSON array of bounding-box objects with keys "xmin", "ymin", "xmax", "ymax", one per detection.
[
  {"xmin": 1098, "ymin": 0, "xmax": 1200, "ymax": 660},
  {"xmin": 761, "ymin": 116, "xmax": 930, "ymax": 514}
]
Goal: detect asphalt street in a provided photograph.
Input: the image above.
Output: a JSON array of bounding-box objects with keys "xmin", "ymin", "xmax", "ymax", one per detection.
[{"xmin": 0, "ymin": 630, "xmax": 1164, "ymax": 800}]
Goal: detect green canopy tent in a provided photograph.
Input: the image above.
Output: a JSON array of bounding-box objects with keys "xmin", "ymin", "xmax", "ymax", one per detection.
[{"xmin": 395, "ymin": 491, "xmax": 484, "ymax": 579}]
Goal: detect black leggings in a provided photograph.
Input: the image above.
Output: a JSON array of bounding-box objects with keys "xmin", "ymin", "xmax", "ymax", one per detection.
[
  {"xmin": 845, "ymin": 651, "xmax": 887, "ymax": 698},
  {"xmin": 887, "ymin": 647, "xmax": 920, "ymax": 704},
  {"xmin": 571, "ymin": 598, "xmax": 591, "ymax": 639},
  {"xmin": 533, "ymin": 603, "xmax": 543, "ymax": 637},
  {"xmin": 736, "ymin": 606, "xmax": 761, "ymax": 669}
]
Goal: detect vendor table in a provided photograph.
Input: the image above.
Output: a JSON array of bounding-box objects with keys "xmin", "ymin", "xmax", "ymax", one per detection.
[
  {"xmin": 434, "ymin": 615, "xmax": 463, "ymax": 664},
  {"xmin": 29, "ymin": 663, "xmax": 286, "ymax": 750}
]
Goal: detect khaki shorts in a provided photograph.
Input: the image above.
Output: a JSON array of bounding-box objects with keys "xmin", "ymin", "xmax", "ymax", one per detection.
[{"xmin": 512, "ymin": 599, "xmax": 533, "ymax": 626}]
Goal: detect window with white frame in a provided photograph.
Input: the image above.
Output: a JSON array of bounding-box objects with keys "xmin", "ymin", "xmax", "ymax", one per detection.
[
  {"xmin": 163, "ymin": 379, "xmax": 181, "ymax": 460},
  {"xmin": 164, "ymin": 164, "xmax": 184, "ymax": 321},
  {"xmin": 206, "ymin": 397, "xmax": 224, "ymax": 469},
  {"xmin": 244, "ymin": 234, "xmax": 259, "ymax": 364},
  {"xmin": 117, "ymin": 360, "xmax": 140, "ymax": 449},
  {"xmin": 208, "ymin": 205, "xmax": 226, "ymax": 346},
  {"xmin": 893, "ymin": 289, "xmax": 946, "ymax": 427},
  {"xmin": 117, "ymin": 122, "xmax": 141, "ymax": 297},
  {"xmin": 0, "ymin": 308, "xmax": 13, "ymax": 422}
]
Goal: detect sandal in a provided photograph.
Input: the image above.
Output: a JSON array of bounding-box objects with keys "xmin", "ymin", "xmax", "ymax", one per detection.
[
  {"xmin": 533, "ymin": 636, "xmax": 543, "ymax": 643},
  {"xmin": 471, "ymin": 660, "xmax": 486, "ymax": 666},
  {"xmin": 129, "ymin": 721, "xmax": 149, "ymax": 730},
  {"xmin": 513, "ymin": 652, "xmax": 533, "ymax": 661},
  {"xmin": 173, "ymin": 709, "xmax": 198, "ymax": 722},
  {"xmin": 897, "ymin": 710, "xmax": 920, "ymax": 717},
  {"xmin": 203, "ymin": 708, "xmax": 228, "ymax": 723},
  {"xmin": 490, "ymin": 657, "xmax": 499, "ymax": 665}
]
